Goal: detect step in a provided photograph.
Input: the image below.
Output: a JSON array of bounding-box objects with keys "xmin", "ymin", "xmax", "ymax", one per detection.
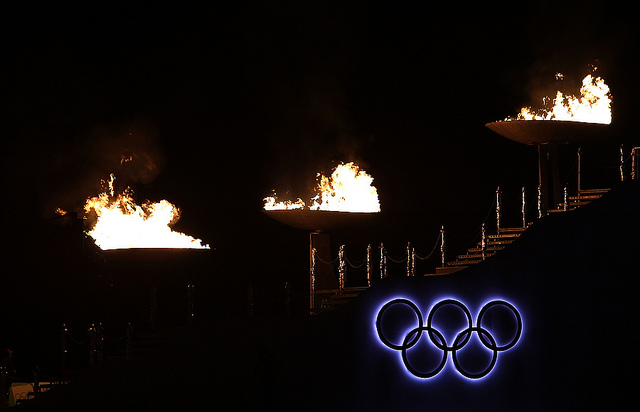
[
  {"xmin": 449, "ymin": 259, "xmax": 482, "ymax": 266},
  {"xmin": 434, "ymin": 267, "xmax": 466, "ymax": 275},
  {"xmin": 569, "ymin": 194, "xmax": 603, "ymax": 201},
  {"xmin": 578, "ymin": 188, "xmax": 610, "ymax": 195},
  {"xmin": 486, "ymin": 238, "xmax": 516, "ymax": 246},
  {"xmin": 488, "ymin": 232, "xmax": 522, "ymax": 240},
  {"xmin": 468, "ymin": 246, "xmax": 503, "ymax": 253},
  {"xmin": 497, "ymin": 227, "xmax": 528, "ymax": 234},
  {"xmin": 455, "ymin": 252, "xmax": 497, "ymax": 261}
]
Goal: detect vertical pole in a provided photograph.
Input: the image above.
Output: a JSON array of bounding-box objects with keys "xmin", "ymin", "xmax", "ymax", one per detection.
[
  {"xmin": 310, "ymin": 247, "xmax": 316, "ymax": 313},
  {"xmin": 411, "ymin": 248, "xmax": 416, "ymax": 277},
  {"xmin": 522, "ymin": 187, "xmax": 526, "ymax": 228},
  {"xmin": 366, "ymin": 244, "xmax": 371, "ymax": 287},
  {"xmin": 563, "ymin": 186, "xmax": 568, "ymax": 211},
  {"xmin": 440, "ymin": 226, "xmax": 446, "ymax": 268},
  {"xmin": 550, "ymin": 145, "xmax": 562, "ymax": 208},
  {"xmin": 620, "ymin": 145, "xmax": 625, "ymax": 182},
  {"xmin": 406, "ymin": 242, "xmax": 411, "ymax": 276},
  {"xmin": 496, "ymin": 187, "xmax": 502, "ymax": 233},
  {"xmin": 481, "ymin": 223, "xmax": 486, "ymax": 260},
  {"xmin": 537, "ymin": 184, "xmax": 543, "ymax": 219},
  {"xmin": 577, "ymin": 148, "xmax": 582, "ymax": 195},
  {"xmin": 538, "ymin": 144, "xmax": 549, "ymax": 216},
  {"xmin": 383, "ymin": 245, "xmax": 387, "ymax": 278},
  {"xmin": 338, "ymin": 245, "xmax": 345, "ymax": 293},
  {"xmin": 379, "ymin": 243, "xmax": 387, "ymax": 279},
  {"xmin": 632, "ymin": 147, "xmax": 637, "ymax": 180}
]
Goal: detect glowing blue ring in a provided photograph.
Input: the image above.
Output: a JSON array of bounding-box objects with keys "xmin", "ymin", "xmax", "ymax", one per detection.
[
  {"xmin": 426, "ymin": 299, "xmax": 473, "ymax": 351},
  {"xmin": 401, "ymin": 325, "xmax": 447, "ymax": 379},
  {"xmin": 476, "ymin": 300, "xmax": 522, "ymax": 351},
  {"xmin": 374, "ymin": 298, "xmax": 523, "ymax": 380},
  {"xmin": 376, "ymin": 298, "xmax": 423, "ymax": 350},
  {"xmin": 451, "ymin": 326, "xmax": 499, "ymax": 379}
]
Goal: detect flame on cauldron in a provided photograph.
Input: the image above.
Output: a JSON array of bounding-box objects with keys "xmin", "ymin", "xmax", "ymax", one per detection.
[
  {"xmin": 509, "ymin": 69, "xmax": 612, "ymax": 124},
  {"xmin": 83, "ymin": 174, "xmax": 209, "ymax": 250},
  {"xmin": 264, "ymin": 162, "xmax": 380, "ymax": 213}
]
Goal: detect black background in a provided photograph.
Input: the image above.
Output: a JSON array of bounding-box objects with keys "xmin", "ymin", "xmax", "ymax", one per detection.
[{"xmin": 2, "ymin": 0, "xmax": 639, "ymax": 377}]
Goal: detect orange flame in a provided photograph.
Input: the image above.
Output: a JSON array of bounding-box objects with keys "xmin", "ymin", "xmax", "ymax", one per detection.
[
  {"xmin": 84, "ymin": 174, "xmax": 209, "ymax": 250},
  {"xmin": 512, "ymin": 71, "xmax": 612, "ymax": 124},
  {"xmin": 264, "ymin": 162, "xmax": 380, "ymax": 213}
]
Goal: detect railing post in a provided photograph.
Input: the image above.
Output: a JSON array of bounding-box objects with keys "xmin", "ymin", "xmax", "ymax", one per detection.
[
  {"xmin": 522, "ymin": 187, "xmax": 526, "ymax": 228},
  {"xmin": 537, "ymin": 184, "xmax": 543, "ymax": 218},
  {"xmin": 577, "ymin": 148, "xmax": 582, "ymax": 195},
  {"xmin": 440, "ymin": 226, "xmax": 446, "ymax": 268},
  {"xmin": 338, "ymin": 245, "xmax": 346, "ymax": 293},
  {"xmin": 481, "ymin": 223, "xmax": 486, "ymax": 260},
  {"xmin": 411, "ymin": 247, "xmax": 416, "ymax": 276},
  {"xmin": 620, "ymin": 145, "xmax": 625, "ymax": 182},
  {"xmin": 366, "ymin": 244, "xmax": 372, "ymax": 287},
  {"xmin": 496, "ymin": 187, "xmax": 502, "ymax": 233},
  {"xmin": 406, "ymin": 242, "xmax": 411, "ymax": 276},
  {"xmin": 310, "ymin": 247, "xmax": 316, "ymax": 312},
  {"xmin": 632, "ymin": 147, "xmax": 637, "ymax": 180},
  {"xmin": 379, "ymin": 243, "xmax": 387, "ymax": 279}
]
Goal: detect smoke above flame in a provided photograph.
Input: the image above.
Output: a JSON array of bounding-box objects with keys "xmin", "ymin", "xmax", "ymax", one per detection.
[
  {"xmin": 511, "ymin": 70, "xmax": 612, "ymax": 124},
  {"xmin": 84, "ymin": 174, "xmax": 209, "ymax": 250},
  {"xmin": 264, "ymin": 162, "xmax": 381, "ymax": 213}
]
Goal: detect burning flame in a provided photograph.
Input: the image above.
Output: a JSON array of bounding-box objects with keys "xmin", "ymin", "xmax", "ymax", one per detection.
[
  {"xmin": 264, "ymin": 162, "xmax": 381, "ymax": 213},
  {"xmin": 511, "ymin": 71, "xmax": 612, "ymax": 124},
  {"xmin": 84, "ymin": 174, "xmax": 209, "ymax": 250}
]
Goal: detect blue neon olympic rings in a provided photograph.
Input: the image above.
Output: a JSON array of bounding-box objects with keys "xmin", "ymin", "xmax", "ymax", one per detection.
[{"xmin": 375, "ymin": 298, "xmax": 522, "ymax": 379}]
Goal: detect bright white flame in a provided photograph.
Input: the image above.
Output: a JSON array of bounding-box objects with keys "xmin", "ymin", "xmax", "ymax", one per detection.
[
  {"xmin": 512, "ymin": 72, "xmax": 612, "ymax": 124},
  {"xmin": 84, "ymin": 174, "xmax": 209, "ymax": 250},
  {"xmin": 264, "ymin": 162, "xmax": 380, "ymax": 213}
]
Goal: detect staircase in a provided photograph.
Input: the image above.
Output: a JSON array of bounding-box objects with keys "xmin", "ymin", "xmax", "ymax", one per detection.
[
  {"xmin": 435, "ymin": 227, "xmax": 527, "ymax": 275},
  {"xmin": 436, "ymin": 187, "xmax": 611, "ymax": 275},
  {"xmin": 549, "ymin": 188, "xmax": 610, "ymax": 213},
  {"xmin": 319, "ymin": 286, "xmax": 368, "ymax": 312}
]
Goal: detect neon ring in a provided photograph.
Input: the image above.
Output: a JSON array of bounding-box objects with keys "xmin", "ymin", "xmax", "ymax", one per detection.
[{"xmin": 375, "ymin": 298, "xmax": 522, "ymax": 380}]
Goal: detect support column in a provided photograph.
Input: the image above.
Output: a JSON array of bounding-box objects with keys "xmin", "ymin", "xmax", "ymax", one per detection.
[
  {"xmin": 538, "ymin": 144, "xmax": 549, "ymax": 215},
  {"xmin": 309, "ymin": 231, "xmax": 336, "ymax": 314}
]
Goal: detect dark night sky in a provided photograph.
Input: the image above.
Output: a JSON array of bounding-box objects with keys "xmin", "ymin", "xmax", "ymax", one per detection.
[{"xmin": 3, "ymin": 2, "xmax": 638, "ymax": 287}]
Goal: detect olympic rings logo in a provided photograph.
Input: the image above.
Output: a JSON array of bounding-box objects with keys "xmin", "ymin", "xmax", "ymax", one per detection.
[{"xmin": 375, "ymin": 298, "xmax": 522, "ymax": 380}]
